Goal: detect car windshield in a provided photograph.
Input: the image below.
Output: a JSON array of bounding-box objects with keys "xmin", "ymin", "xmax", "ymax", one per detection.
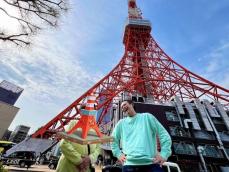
[{"xmin": 8, "ymin": 153, "xmax": 16, "ymax": 158}]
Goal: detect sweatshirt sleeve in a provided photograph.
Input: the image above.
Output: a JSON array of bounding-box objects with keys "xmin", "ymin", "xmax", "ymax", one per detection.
[
  {"xmin": 59, "ymin": 139, "xmax": 83, "ymax": 165},
  {"xmin": 89, "ymin": 144, "xmax": 101, "ymax": 163},
  {"xmin": 111, "ymin": 121, "xmax": 122, "ymax": 159},
  {"xmin": 148, "ymin": 114, "xmax": 172, "ymax": 160},
  {"xmin": 59, "ymin": 120, "xmax": 82, "ymax": 165}
]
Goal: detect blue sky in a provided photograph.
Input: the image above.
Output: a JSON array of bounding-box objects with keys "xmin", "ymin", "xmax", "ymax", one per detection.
[{"xmin": 0, "ymin": 0, "xmax": 228, "ymax": 133}]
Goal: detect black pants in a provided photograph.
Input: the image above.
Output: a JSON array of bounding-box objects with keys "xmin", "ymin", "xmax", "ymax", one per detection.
[{"xmin": 122, "ymin": 164, "xmax": 164, "ymax": 172}]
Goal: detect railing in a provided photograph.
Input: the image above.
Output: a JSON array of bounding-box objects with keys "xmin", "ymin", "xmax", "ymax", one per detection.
[{"xmin": 125, "ymin": 18, "xmax": 151, "ymax": 27}]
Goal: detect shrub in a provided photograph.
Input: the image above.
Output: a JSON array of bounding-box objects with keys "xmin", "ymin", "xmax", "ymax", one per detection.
[{"xmin": 0, "ymin": 161, "xmax": 8, "ymax": 172}]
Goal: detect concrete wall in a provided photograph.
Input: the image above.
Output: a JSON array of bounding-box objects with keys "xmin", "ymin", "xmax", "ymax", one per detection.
[{"xmin": 0, "ymin": 101, "xmax": 19, "ymax": 139}]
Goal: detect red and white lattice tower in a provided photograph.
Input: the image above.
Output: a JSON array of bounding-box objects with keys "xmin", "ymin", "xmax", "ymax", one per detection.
[
  {"xmin": 33, "ymin": 0, "xmax": 229, "ymax": 138},
  {"xmin": 66, "ymin": 91, "xmax": 103, "ymax": 139}
]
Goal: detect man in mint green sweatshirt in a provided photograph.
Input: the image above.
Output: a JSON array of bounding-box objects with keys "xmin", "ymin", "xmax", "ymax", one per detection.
[{"xmin": 111, "ymin": 99, "xmax": 172, "ymax": 172}]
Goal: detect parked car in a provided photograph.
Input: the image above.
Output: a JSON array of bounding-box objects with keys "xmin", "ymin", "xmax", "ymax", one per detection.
[{"xmin": 0, "ymin": 151, "xmax": 36, "ymax": 168}]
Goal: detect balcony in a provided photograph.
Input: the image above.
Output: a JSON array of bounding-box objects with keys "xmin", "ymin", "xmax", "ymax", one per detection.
[
  {"xmin": 173, "ymin": 142, "xmax": 197, "ymax": 155},
  {"xmin": 198, "ymin": 145, "xmax": 224, "ymax": 158},
  {"xmin": 125, "ymin": 18, "xmax": 151, "ymax": 27}
]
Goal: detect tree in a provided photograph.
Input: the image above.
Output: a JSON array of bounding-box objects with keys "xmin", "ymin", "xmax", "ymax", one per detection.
[{"xmin": 0, "ymin": 0, "xmax": 68, "ymax": 46}]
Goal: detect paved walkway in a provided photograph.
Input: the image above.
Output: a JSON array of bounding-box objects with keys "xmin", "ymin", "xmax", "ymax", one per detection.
[
  {"xmin": 5, "ymin": 165, "xmax": 102, "ymax": 172},
  {"xmin": 6, "ymin": 165, "xmax": 55, "ymax": 172}
]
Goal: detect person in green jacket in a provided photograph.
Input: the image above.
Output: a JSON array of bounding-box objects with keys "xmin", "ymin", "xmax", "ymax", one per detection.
[
  {"xmin": 111, "ymin": 99, "xmax": 172, "ymax": 172},
  {"xmin": 56, "ymin": 120, "xmax": 101, "ymax": 172}
]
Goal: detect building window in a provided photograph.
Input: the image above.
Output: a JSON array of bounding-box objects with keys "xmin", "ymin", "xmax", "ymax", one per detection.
[
  {"xmin": 212, "ymin": 118, "xmax": 224, "ymax": 125},
  {"xmin": 169, "ymin": 126, "xmax": 191, "ymax": 137},
  {"xmin": 173, "ymin": 142, "xmax": 197, "ymax": 155},
  {"xmin": 165, "ymin": 111, "xmax": 179, "ymax": 122},
  {"xmin": 219, "ymin": 131, "xmax": 229, "ymax": 142},
  {"xmin": 193, "ymin": 130, "xmax": 215, "ymax": 140},
  {"xmin": 199, "ymin": 145, "xmax": 224, "ymax": 158},
  {"xmin": 225, "ymin": 148, "xmax": 229, "ymax": 157}
]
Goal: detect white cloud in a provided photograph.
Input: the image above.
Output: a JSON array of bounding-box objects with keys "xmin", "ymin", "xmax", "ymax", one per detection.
[
  {"xmin": 0, "ymin": 28, "xmax": 102, "ymax": 101},
  {"xmin": 0, "ymin": 0, "xmax": 127, "ymax": 132},
  {"xmin": 0, "ymin": 27, "xmax": 104, "ymax": 133},
  {"xmin": 203, "ymin": 42, "xmax": 229, "ymax": 88}
]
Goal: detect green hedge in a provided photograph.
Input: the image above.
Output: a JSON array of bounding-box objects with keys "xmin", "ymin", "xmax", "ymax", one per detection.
[{"xmin": 0, "ymin": 162, "xmax": 8, "ymax": 172}]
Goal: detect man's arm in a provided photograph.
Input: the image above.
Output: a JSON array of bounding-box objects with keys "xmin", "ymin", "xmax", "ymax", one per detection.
[
  {"xmin": 111, "ymin": 121, "xmax": 123, "ymax": 159},
  {"xmin": 59, "ymin": 139, "xmax": 82, "ymax": 165},
  {"xmin": 78, "ymin": 144, "xmax": 101, "ymax": 171},
  {"xmin": 149, "ymin": 114, "xmax": 172, "ymax": 160},
  {"xmin": 89, "ymin": 144, "xmax": 101, "ymax": 163}
]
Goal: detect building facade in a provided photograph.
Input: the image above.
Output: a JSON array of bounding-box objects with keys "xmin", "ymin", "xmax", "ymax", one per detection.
[
  {"xmin": 2, "ymin": 130, "xmax": 12, "ymax": 141},
  {"xmin": 0, "ymin": 80, "xmax": 23, "ymax": 139},
  {"xmin": 0, "ymin": 102, "xmax": 20, "ymax": 139},
  {"xmin": 103, "ymin": 96, "xmax": 229, "ymax": 172},
  {"xmin": 9, "ymin": 125, "xmax": 30, "ymax": 143}
]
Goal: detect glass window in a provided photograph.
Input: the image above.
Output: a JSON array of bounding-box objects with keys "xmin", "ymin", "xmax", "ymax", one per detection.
[
  {"xmin": 185, "ymin": 144, "xmax": 197, "ymax": 155},
  {"xmin": 9, "ymin": 152, "xmax": 16, "ymax": 158},
  {"xmin": 194, "ymin": 130, "xmax": 215, "ymax": 140},
  {"xmin": 226, "ymin": 148, "xmax": 229, "ymax": 156},
  {"xmin": 174, "ymin": 142, "xmax": 197, "ymax": 155},
  {"xmin": 219, "ymin": 131, "xmax": 229, "ymax": 142},
  {"xmin": 16, "ymin": 152, "xmax": 25, "ymax": 158},
  {"xmin": 169, "ymin": 126, "xmax": 190, "ymax": 137},
  {"xmin": 166, "ymin": 111, "xmax": 179, "ymax": 122},
  {"xmin": 202, "ymin": 145, "xmax": 223, "ymax": 158}
]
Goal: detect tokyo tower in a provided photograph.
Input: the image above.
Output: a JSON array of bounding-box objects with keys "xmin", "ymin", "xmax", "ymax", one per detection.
[{"xmin": 33, "ymin": 0, "xmax": 229, "ymax": 138}]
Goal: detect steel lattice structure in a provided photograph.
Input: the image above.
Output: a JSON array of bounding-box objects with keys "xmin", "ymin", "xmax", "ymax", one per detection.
[{"xmin": 33, "ymin": 0, "xmax": 229, "ymax": 138}]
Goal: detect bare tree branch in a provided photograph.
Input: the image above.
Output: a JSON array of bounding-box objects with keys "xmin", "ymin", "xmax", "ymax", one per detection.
[
  {"xmin": 0, "ymin": 0, "xmax": 68, "ymax": 46},
  {"xmin": 0, "ymin": 32, "xmax": 29, "ymax": 46}
]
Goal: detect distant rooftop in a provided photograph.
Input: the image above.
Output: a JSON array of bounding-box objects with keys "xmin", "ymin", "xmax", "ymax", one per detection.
[
  {"xmin": 0, "ymin": 80, "xmax": 23, "ymax": 105},
  {"xmin": 0, "ymin": 80, "xmax": 23, "ymax": 94}
]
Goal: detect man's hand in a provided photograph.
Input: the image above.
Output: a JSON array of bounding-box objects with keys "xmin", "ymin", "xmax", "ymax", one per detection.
[
  {"xmin": 77, "ymin": 156, "xmax": 91, "ymax": 172},
  {"xmin": 118, "ymin": 154, "xmax": 126, "ymax": 164},
  {"xmin": 153, "ymin": 153, "xmax": 166, "ymax": 167}
]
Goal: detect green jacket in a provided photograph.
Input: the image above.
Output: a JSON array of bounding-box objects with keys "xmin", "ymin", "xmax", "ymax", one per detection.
[{"xmin": 56, "ymin": 120, "xmax": 101, "ymax": 172}]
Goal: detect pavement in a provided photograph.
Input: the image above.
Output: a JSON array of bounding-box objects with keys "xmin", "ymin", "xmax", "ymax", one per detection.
[
  {"xmin": 5, "ymin": 165, "xmax": 54, "ymax": 172},
  {"xmin": 5, "ymin": 164, "xmax": 102, "ymax": 172}
]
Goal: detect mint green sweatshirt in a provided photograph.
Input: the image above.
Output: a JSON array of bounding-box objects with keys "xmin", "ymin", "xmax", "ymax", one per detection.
[{"xmin": 111, "ymin": 113, "xmax": 172, "ymax": 165}]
